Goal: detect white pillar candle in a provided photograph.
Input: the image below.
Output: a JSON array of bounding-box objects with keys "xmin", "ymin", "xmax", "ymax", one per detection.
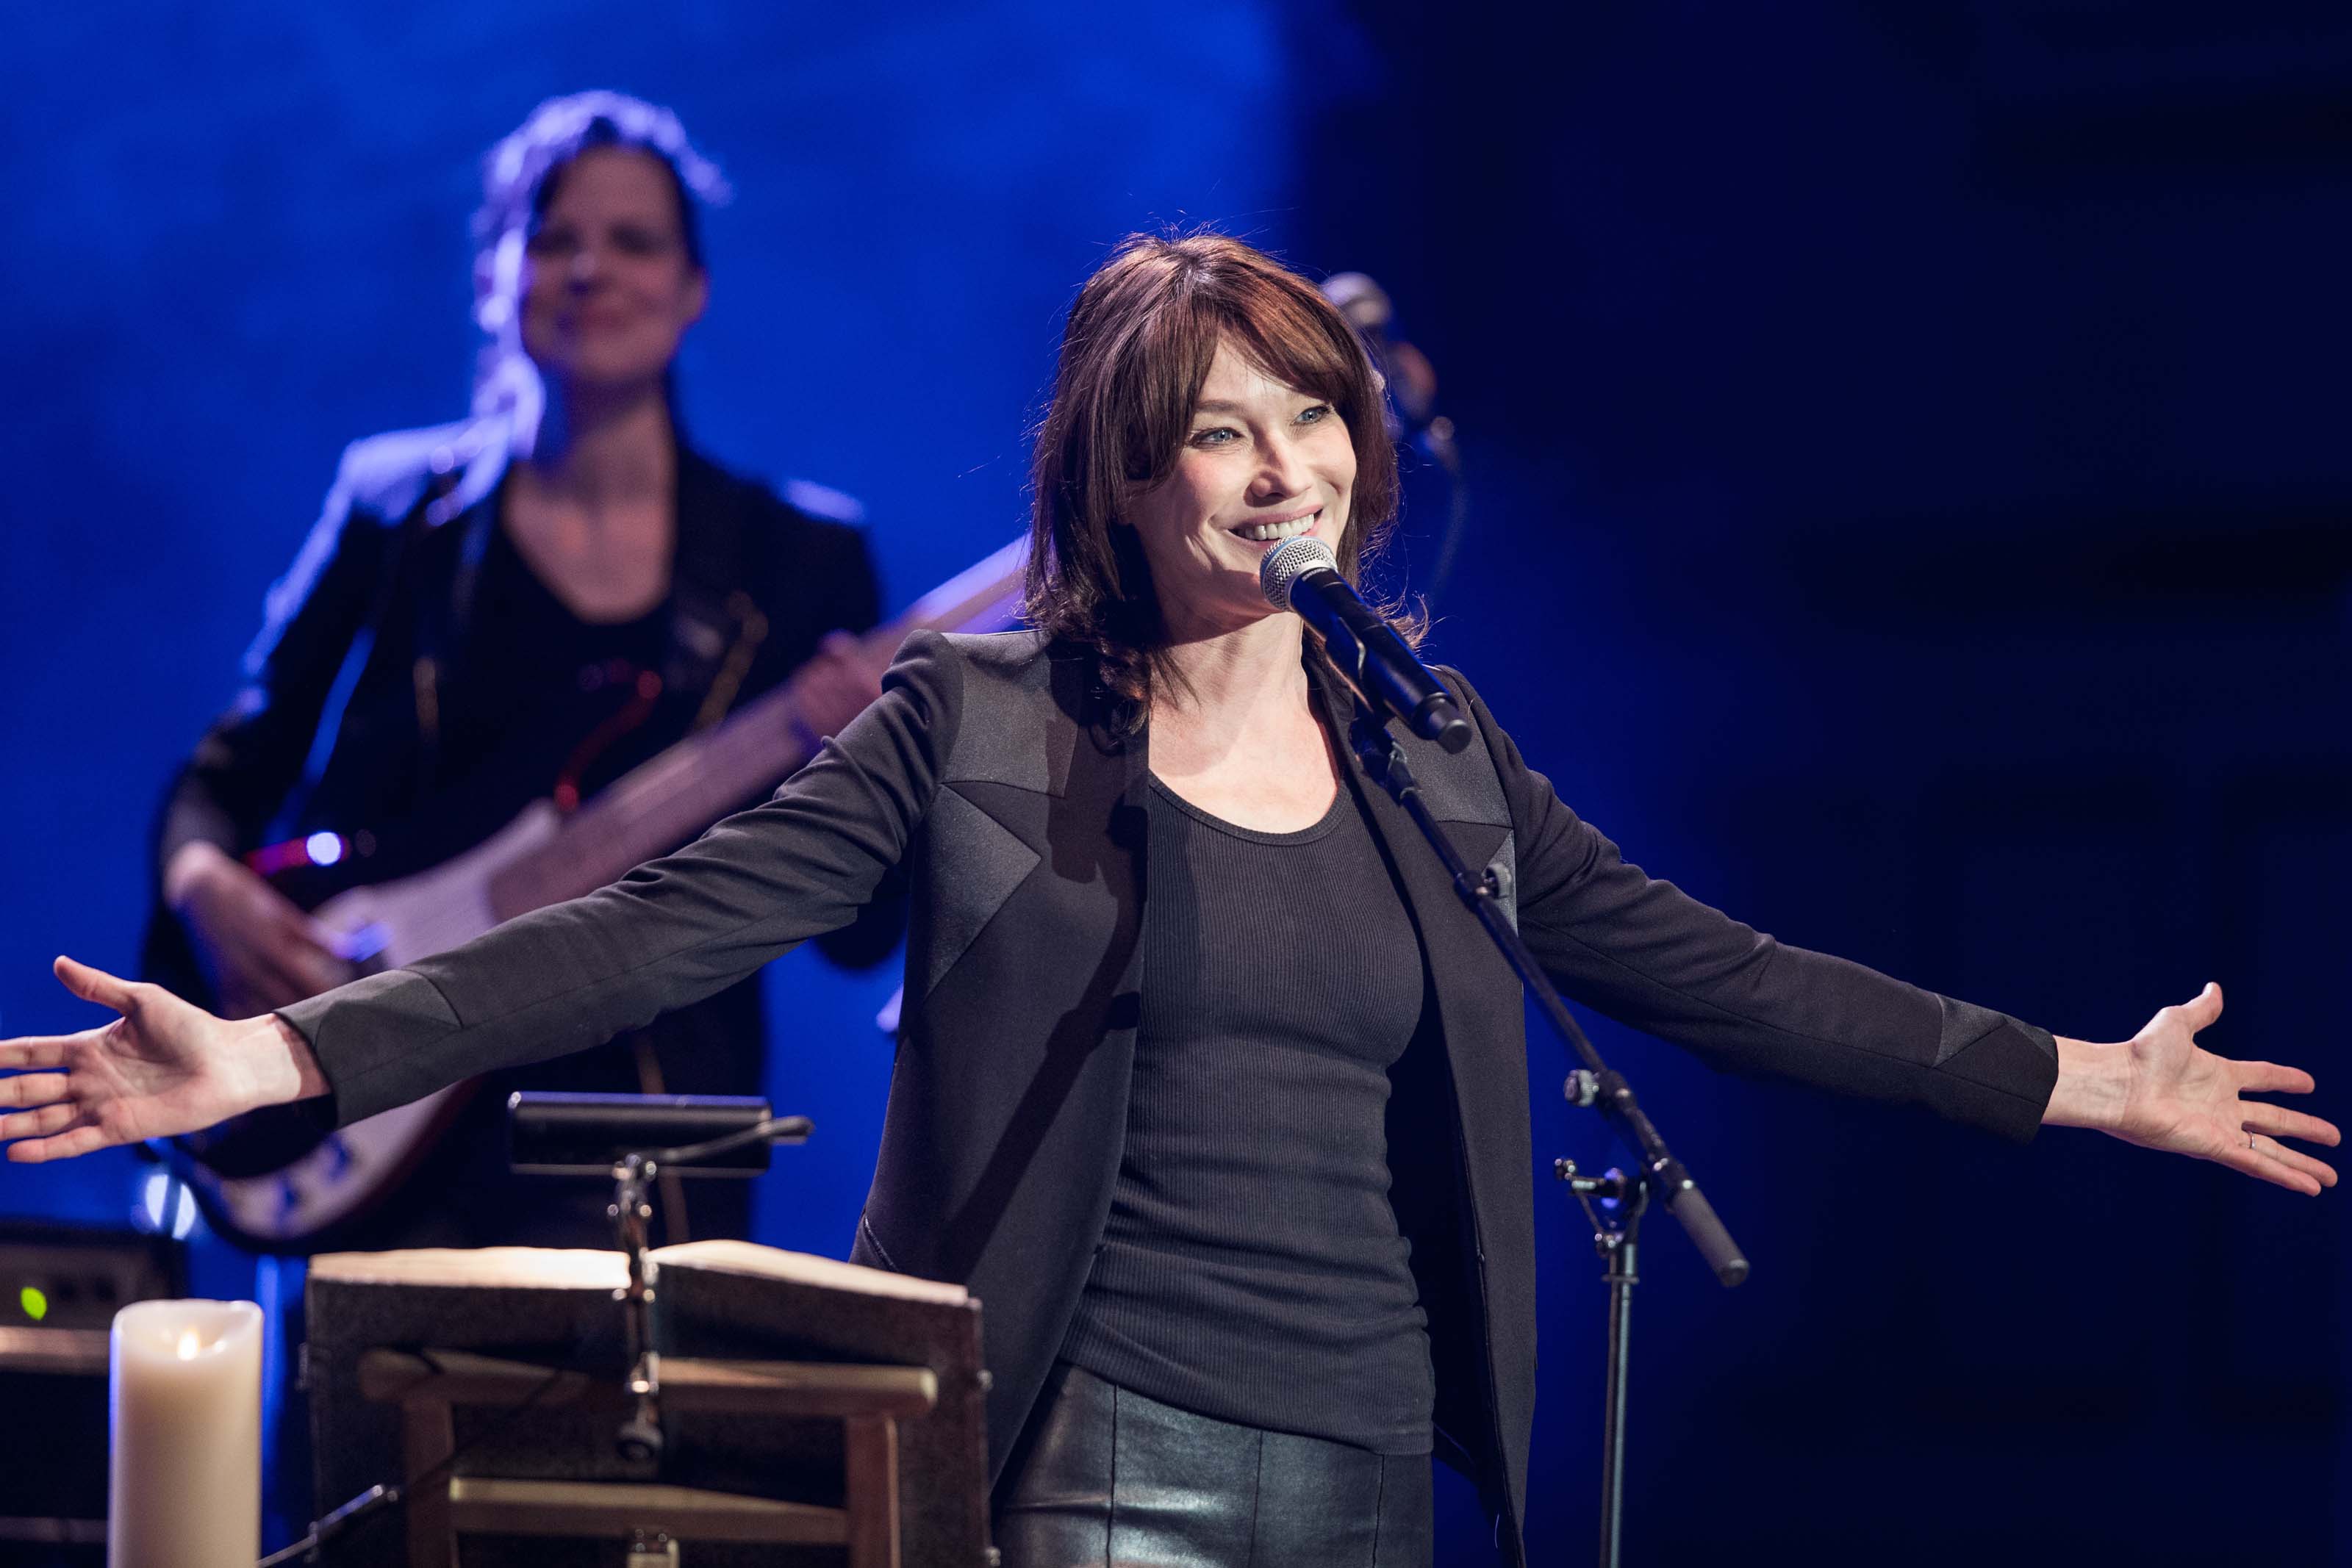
[{"xmin": 109, "ymin": 1299, "xmax": 262, "ymax": 1568}]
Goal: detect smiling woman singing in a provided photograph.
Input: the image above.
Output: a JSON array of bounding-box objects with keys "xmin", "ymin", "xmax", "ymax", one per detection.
[{"xmin": 2, "ymin": 231, "xmax": 2336, "ymax": 1568}]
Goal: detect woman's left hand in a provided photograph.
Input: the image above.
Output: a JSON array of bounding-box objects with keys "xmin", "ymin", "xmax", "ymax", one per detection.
[
  {"xmin": 785, "ymin": 630, "xmax": 889, "ymax": 752},
  {"xmin": 2043, "ymin": 982, "xmax": 2338, "ymax": 1194}
]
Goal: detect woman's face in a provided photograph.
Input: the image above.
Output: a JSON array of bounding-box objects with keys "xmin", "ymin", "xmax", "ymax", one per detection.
[
  {"xmin": 1125, "ymin": 338, "xmax": 1356, "ymax": 641},
  {"xmin": 518, "ymin": 146, "xmax": 707, "ymax": 396}
]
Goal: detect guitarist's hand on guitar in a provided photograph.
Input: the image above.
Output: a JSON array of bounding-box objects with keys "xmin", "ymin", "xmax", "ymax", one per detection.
[
  {"xmin": 165, "ymin": 841, "xmax": 353, "ymax": 1015},
  {"xmin": 0, "ymin": 957, "xmax": 329, "ymax": 1163},
  {"xmin": 784, "ymin": 629, "xmax": 890, "ymax": 755}
]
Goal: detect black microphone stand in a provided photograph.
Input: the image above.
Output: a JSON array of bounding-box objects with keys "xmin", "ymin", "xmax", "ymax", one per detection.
[
  {"xmin": 1345, "ymin": 702, "xmax": 1749, "ymax": 1568},
  {"xmin": 606, "ymin": 1115, "xmax": 813, "ymax": 1463}
]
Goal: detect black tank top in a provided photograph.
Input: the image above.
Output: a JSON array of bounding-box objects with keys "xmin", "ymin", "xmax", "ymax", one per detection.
[{"xmin": 1058, "ymin": 772, "xmax": 1436, "ymax": 1455}]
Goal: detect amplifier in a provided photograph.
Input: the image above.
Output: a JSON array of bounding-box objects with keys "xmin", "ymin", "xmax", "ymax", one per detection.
[{"xmin": 0, "ymin": 1219, "xmax": 184, "ymax": 1560}]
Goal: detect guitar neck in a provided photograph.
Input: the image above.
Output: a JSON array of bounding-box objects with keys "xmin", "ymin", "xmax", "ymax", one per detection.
[{"xmin": 486, "ymin": 537, "xmax": 1028, "ymax": 919}]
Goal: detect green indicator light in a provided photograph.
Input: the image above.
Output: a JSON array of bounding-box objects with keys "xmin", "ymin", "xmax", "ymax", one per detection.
[{"xmin": 18, "ymin": 1286, "xmax": 46, "ymax": 1322}]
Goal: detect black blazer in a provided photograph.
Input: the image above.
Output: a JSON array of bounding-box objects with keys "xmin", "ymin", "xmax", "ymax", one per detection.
[{"xmin": 282, "ymin": 628, "xmax": 2059, "ymax": 1561}]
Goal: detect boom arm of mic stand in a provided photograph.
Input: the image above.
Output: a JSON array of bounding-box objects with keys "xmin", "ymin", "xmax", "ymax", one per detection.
[{"xmin": 1347, "ymin": 706, "xmax": 1749, "ymax": 1288}]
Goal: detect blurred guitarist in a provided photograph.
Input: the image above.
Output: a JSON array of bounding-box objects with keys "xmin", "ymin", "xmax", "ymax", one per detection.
[{"xmin": 142, "ymin": 92, "xmax": 901, "ymax": 1254}]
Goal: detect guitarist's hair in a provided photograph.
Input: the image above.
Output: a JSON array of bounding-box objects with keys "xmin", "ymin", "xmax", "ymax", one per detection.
[
  {"xmin": 468, "ymin": 91, "xmax": 731, "ymax": 421},
  {"xmin": 1024, "ymin": 229, "xmax": 1414, "ymax": 732}
]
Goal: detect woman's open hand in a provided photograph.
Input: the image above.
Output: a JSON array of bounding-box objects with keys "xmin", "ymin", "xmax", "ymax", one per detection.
[
  {"xmin": 0, "ymin": 957, "xmax": 323, "ymax": 1163},
  {"xmin": 2044, "ymin": 982, "xmax": 2338, "ymax": 1195}
]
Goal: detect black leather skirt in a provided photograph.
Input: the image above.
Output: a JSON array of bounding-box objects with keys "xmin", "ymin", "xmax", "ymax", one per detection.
[{"xmin": 994, "ymin": 1363, "xmax": 1434, "ymax": 1568}]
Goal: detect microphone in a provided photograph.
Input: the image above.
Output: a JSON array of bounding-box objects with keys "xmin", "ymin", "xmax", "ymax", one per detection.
[
  {"xmin": 1260, "ymin": 536, "xmax": 1471, "ymax": 753},
  {"xmin": 1320, "ymin": 271, "xmax": 1457, "ymax": 473}
]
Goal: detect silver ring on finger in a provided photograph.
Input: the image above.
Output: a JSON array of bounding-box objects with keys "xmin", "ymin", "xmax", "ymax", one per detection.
[{"xmin": 2249, "ymin": 1131, "xmax": 2258, "ymax": 1150}]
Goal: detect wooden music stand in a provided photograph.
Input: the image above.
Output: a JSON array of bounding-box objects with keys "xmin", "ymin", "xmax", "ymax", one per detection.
[
  {"xmin": 360, "ymin": 1347, "xmax": 932, "ymax": 1566},
  {"xmin": 306, "ymin": 1245, "xmax": 992, "ymax": 1568}
]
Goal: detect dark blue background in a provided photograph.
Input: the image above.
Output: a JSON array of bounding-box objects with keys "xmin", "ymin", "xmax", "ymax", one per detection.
[{"xmin": 3, "ymin": 2, "xmax": 2344, "ymax": 1561}]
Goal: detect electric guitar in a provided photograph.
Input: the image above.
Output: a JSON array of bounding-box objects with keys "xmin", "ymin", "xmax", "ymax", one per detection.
[{"xmin": 171, "ymin": 538, "xmax": 1028, "ymax": 1251}]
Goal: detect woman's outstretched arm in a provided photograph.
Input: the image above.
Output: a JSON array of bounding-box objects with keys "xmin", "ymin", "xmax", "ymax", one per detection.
[
  {"xmin": 1450, "ymin": 672, "xmax": 2338, "ymax": 1195},
  {"xmin": 3, "ymin": 630, "xmax": 968, "ymax": 1162}
]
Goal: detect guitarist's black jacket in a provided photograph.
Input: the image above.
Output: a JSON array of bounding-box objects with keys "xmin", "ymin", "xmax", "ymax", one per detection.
[
  {"xmin": 146, "ymin": 415, "xmax": 900, "ymax": 1246},
  {"xmin": 279, "ymin": 628, "xmax": 2062, "ymax": 1563}
]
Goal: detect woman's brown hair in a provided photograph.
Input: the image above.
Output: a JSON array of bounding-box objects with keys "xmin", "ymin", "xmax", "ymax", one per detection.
[{"xmin": 1025, "ymin": 231, "xmax": 1404, "ymax": 724}]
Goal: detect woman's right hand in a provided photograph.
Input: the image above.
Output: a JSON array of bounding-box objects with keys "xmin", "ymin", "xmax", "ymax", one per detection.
[
  {"xmin": 0, "ymin": 957, "xmax": 326, "ymax": 1162},
  {"xmin": 165, "ymin": 841, "xmax": 352, "ymax": 1015}
]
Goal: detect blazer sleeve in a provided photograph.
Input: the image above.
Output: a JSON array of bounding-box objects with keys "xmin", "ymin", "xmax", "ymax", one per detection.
[
  {"xmin": 279, "ymin": 627, "xmax": 966, "ymax": 1126},
  {"xmin": 1452, "ymin": 671, "xmax": 2059, "ymax": 1142}
]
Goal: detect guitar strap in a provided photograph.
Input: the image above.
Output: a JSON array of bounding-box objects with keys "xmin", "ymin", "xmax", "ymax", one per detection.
[
  {"xmin": 412, "ymin": 454, "xmax": 495, "ymax": 786},
  {"xmin": 665, "ymin": 445, "xmax": 767, "ymax": 728}
]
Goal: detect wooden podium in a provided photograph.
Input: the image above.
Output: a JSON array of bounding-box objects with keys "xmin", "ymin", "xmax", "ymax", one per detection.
[{"xmin": 306, "ymin": 1243, "xmax": 992, "ymax": 1567}]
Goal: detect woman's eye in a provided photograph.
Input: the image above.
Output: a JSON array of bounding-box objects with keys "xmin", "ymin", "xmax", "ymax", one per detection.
[
  {"xmin": 1297, "ymin": 403, "xmax": 1333, "ymax": 425},
  {"xmin": 1189, "ymin": 426, "xmax": 1239, "ymax": 447},
  {"xmin": 526, "ymin": 229, "xmax": 578, "ymax": 257}
]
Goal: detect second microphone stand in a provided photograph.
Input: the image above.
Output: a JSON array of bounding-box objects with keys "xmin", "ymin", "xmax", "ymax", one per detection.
[
  {"xmin": 607, "ymin": 1114, "xmax": 813, "ymax": 1464},
  {"xmin": 1346, "ymin": 702, "xmax": 1749, "ymax": 1568}
]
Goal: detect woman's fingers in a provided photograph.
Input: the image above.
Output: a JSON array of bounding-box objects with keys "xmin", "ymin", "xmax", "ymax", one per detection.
[
  {"xmin": 2240, "ymin": 1101, "xmax": 2342, "ymax": 1148},
  {"xmin": 2172, "ymin": 981, "xmax": 2223, "ymax": 1033},
  {"xmin": 212, "ymin": 912, "xmax": 345, "ymax": 1011},
  {"xmin": 179, "ymin": 862, "xmax": 350, "ymax": 1009},
  {"xmin": 0, "ymin": 1071, "xmax": 71, "ymax": 1114},
  {"xmin": 240, "ymin": 952, "xmax": 323, "ymax": 1012},
  {"xmin": 2233, "ymin": 1059, "xmax": 2318, "ymax": 1096},
  {"xmin": 218, "ymin": 940, "xmax": 322, "ymax": 1014},
  {"xmin": 2250, "ymin": 1134, "xmax": 2337, "ymax": 1190},
  {"xmin": 10, "ymin": 1121, "xmax": 110, "ymax": 1165},
  {"xmin": 259, "ymin": 908, "xmax": 350, "ymax": 1000},
  {"xmin": 54, "ymin": 956, "xmax": 139, "ymax": 1014},
  {"xmin": 0, "ymin": 1101, "xmax": 86, "ymax": 1140},
  {"xmin": 0, "ymin": 1035, "xmax": 71, "ymax": 1072},
  {"xmin": 1, "ymin": 1051, "xmax": 80, "ymax": 1155},
  {"xmin": 792, "ymin": 636, "xmax": 889, "ymax": 736},
  {"xmin": 279, "ymin": 947, "xmax": 353, "ymax": 1001},
  {"xmin": 2212, "ymin": 1137, "xmax": 2327, "ymax": 1196}
]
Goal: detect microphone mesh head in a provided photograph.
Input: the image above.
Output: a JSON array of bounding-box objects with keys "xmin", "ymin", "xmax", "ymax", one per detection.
[{"xmin": 1259, "ymin": 535, "xmax": 1340, "ymax": 609}]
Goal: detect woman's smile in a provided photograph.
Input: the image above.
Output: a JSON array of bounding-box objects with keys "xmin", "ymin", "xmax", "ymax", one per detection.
[
  {"xmin": 1228, "ymin": 506, "xmax": 1322, "ymax": 545},
  {"xmin": 1126, "ymin": 339, "xmax": 1357, "ymax": 637}
]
